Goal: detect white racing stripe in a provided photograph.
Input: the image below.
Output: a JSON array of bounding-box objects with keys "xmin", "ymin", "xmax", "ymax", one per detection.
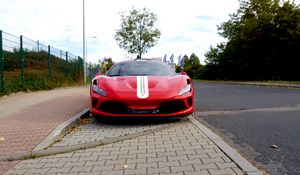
[{"xmin": 137, "ymin": 76, "xmax": 149, "ymax": 99}]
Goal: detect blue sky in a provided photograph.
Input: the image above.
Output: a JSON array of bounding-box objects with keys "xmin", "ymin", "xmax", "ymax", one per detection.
[{"xmin": 0, "ymin": 0, "xmax": 243, "ymax": 64}]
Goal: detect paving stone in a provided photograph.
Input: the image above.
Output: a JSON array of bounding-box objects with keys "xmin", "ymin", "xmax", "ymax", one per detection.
[
  {"xmin": 118, "ymin": 153, "xmax": 137, "ymax": 160},
  {"xmin": 208, "ymin": 168, "xmax": 237, "ymax": 175},
  {"xmin": 105, "ymin": 159, "xmax": 126, "ymax": 166},
  {"xmin": 42, "ymin": 162, "xmax": 66, "ymax": 168},
  {"xmin": 126, "ymin": 158, "xmax": 147, "ymax": 165},
  {"xmin": 92, "ymin": 165, "xmax": 114, "ymax": 172},
  {"xmin": 79, "ymin": 172, "xmax": 101, "ymax": 175},
  {"xmin": 20, "ymin": 163, "xmax": 45, "ymax": 169},
  {"xmin": 48, "ymin": 167, "xmax": 72, "ymax": 174},
  {"xmin": 84, "ymin": 160, "xmax": 106, "ymax": 167},
  {"xmin": 136, "ymin": 162, "xmax": 158, "ymax": 169},
  {"xmin": 147, "ymin": 148, "xmax": 165, "ymax": 153},
  {"xmin": 160, "ymin": 172, "xmax": 184, "ymax": 175},
  {"xmin": 38, "ymin": 158, "xmax": 61, "ymax": 163},
  {"xmin": 60, "ymin": 157, "xmax": 80, "ymax": 163},
  {"xmin": 158, "ymin": 160, "xmax": 180, "ymax": 168},
  {"xmin": 64, "ymin": 161, "xmax": 86, "ymax": 168},
  {"xmin": 97, "ymin": 154, "xmax": 118, "ymax": 160},
  {"xmin": 184, "ymin": 170, "xmax": 210, "ymax": 175},
  {"xmin": 137, "ymin": 152, "xmax": 157, "ymax": 159},
  {"xmin": 148, "ymin": 166, "xmax": 170, "ymax": 174},
  {"xmin": 188, "ymin": 153, "xmax": 209, "ymax": 160},
  {"xmin": 3, "ymin": 168, "xmax": 28, "ymax": 175},
  {"xmin": 232, "ymin": 167, "xmax": 244, "ymax": 175},
  {"xmin": 124, "ymin": 168, "xmax": 147, "ymax": 175},
  {"xmin": 179, "ymin": 159, "xmax": 202, "ymax": 166},
  {"xmin": 147, "ymin": 156, "xmax": 167, "ymax": 163},
  {"xmin": 73, "ymin": 166, "xmax": 93, "ymax": 173},
  {"xmin": 167, "ymin": 155, "xmax": 188, "ymax": 161},
  {"xmin": 201, "ymin": 157, "xmax": 225, "ymax": 164},
  {"xmin": 193, "ymin": 163, "xmax": 218, "ymax": 171},
  {"xmin": 216, "ymin": 162, "xmax": 238, "ymax": 169},
  {"xmin": 91, "ymin": 151, "xmax": 111, "ymax": 156},
  {"xmin": 171, "ymin": 165, "xmax": 194, "ymax": 173},
  {"xmin": 128, "ymin": 149, "xmax": 147, "ymax": 155},
  {"xmin": 176, "ymin": 149, "xmax": 196, "ymax": 156},
  {"xmin": 157, "ymin": 151, "xmax": 177, "ymax": 157},
  {"xmin": 120, "ymin": 146, "xmax": 138, "ymax": 151}
]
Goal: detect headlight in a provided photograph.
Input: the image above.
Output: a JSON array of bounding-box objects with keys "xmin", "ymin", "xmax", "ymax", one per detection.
[
  {"xmin": 92, "ymin": 85, "xmax": 107, "ymax": 96},
  {"xmin": 178, "ymin": 84, "xmax": 191, "ymax": 96}
]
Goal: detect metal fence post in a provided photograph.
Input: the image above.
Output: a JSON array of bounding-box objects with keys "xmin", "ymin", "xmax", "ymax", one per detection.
[
  {"xmin": 78, "ymin": 56, "xmax": 80, "ymax": 78},
  {"xmin": 89, "ymin": 62, "xmax": 92, "ymax": 81},
  {"xmin": 37, "ymin": 40, "xmax": 40, "ymax": 52},
  {"xmin": 48, "ymin": 45, "xmax": 51, "ymax": 80},
  {"xmin": 65, "ymin": 51, "xmax": 68, "ymax": 78},
  {"xmin": 0, "ymin": 30, "xmax": 4, "ymax": 92},
  {"xmin": 20, "ymin": 35, "xmax": 24, "ymax": 84}
]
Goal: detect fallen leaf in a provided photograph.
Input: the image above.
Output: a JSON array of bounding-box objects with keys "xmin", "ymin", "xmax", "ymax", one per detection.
[
  {"xmin": 0, "ymin": 137, "xmax": 5, "ymax": 143},
  {"xmin": 123, "ymin": 164, "xmax": 129, "ymax": 169},
  {"xmin": 270, "ymin": 144, "xmax": 278, "ymax": 148}
]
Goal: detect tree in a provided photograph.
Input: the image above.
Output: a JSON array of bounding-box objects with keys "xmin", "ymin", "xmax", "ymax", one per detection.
[
  {"xmin": 182, "ymin": 53, "xmax": 202, "ymax": 79},
  {"xmin": 115, "ymin": 8, "xmax": 161, "ymax": 58},
  {"xmin": 204, "ymin": 0, "xmax": 300, "ymax": 80},
  {"xmin": 99, "ymin": 58, "xmax": 114, "ymax": 73},
  {"xmin": 189, "ymin": 53, "xmax": 201, "ymax": 66}
]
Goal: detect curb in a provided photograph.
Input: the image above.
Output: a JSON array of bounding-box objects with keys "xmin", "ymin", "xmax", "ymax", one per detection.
[
  {"xmin": 222, "ymin": 82, "xmax": 300, "ymax": 89},
  {"xmin": 187, "ymin": 115, "xmax": 263, "ymax": 175},
  {"xmin": 33, "ymin": 108, "xmax": 90, "ymax": 151},
  {"xmin": 0, "ymin": 108, "xmax": 89, "ymax": 162}
]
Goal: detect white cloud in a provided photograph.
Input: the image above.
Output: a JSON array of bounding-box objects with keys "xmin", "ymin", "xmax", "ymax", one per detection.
[{"xmin": 1, "ymin": 0, "xmax": 242, "ymax": 64}]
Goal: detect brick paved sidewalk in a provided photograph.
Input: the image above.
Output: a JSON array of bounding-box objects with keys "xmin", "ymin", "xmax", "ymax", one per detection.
[
  {"xmin": 4, "ymin": 121, "xmax": 246, "ymax": 175},
  {"xmin": 0, "ymin": 86, "xmax": 90, "ymax": 174}
]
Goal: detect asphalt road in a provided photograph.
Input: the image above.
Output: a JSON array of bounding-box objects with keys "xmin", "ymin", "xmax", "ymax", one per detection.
[{"xmin": 193, "ymin": 82, "xmax": 300, "ymax": 175}]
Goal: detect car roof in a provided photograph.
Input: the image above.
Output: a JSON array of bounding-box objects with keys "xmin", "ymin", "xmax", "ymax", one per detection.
[{"xmin": 115, "ymin": 59, "xmax": 164, "ymax": 64}]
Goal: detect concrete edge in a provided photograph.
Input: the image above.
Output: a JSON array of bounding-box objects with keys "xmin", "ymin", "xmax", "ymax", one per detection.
[
  {"xmin": 222, "ymin": 82, "xmax": 300, "ymax": 89},
  {"xmin": 33, "ymin": 108, "xmax": 90, "ymax": 151},
  {"xmin": 187, "ymin": 115, "xmax": 263, "ymax": 175}
]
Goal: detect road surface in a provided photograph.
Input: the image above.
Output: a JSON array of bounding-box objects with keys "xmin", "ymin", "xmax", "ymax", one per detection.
[{"xmin": 194, "ymin": 82, "xmax": 300, "ymax": 175}]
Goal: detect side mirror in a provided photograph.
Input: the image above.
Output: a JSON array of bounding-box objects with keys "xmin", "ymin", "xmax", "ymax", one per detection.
[
  {"xmin": 181, "ymin": 72, "xmax": 187, "ymax": 75},
  {"xmin": 95, "ymin": 72, "xmax": 102, "ymax": 76}
]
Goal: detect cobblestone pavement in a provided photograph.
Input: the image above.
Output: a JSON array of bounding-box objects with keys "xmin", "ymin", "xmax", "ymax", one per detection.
[
  {"xmin": 4, "ymin": 120, "xmax": 245, "ymax": 175},
  {"xmin": 52, "ymin": 118, "xmax": 182, "ymax": 147},
  {"xmin": 0, "ymin": 86, "xmax": 89, "ymax": 174}
]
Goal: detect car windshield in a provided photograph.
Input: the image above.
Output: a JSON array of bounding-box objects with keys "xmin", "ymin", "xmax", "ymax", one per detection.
[{"xmin": 106, "ymin": 60, "xmax": 176, "ymax": 76}]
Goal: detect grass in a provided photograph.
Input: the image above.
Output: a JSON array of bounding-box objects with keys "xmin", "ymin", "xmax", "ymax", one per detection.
[{"xmin": 0, "ymin": 50, "xmax": 84, "ymax": 96}]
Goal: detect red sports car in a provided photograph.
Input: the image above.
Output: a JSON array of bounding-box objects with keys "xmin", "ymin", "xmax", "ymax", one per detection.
[{"xmin": 90, "ymin": 59, "xmax": 194, "ymax": 119}]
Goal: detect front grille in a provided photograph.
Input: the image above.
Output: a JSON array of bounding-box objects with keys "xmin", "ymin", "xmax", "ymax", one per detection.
[
  {"xmin": 158, "ymin": 101, "xmax": 187, "ymax": 114},
  {"xmin": 187, "ymin": 98, "xmax": 193, "ymax": 107},
  {"xmin": 99, "ymin": 101, "xmax": 128, "ymax": 114},
  {"xmin": 92, "ymin": 99, "xmax": 98, "ymax": 108},
  {"xmin": 98, "ymin": 100, "xmax": 187, "ymax": 115}
]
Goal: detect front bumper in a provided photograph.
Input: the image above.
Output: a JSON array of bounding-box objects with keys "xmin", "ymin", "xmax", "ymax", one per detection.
[{"xmin": 90, "ymin": 93, "xmax": 194, "ymax": 117}]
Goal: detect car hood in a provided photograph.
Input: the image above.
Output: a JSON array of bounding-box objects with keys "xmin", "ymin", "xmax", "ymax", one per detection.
[{"xmin": 97, "ymin": 75, "xmax": 184, "ymax": 96}]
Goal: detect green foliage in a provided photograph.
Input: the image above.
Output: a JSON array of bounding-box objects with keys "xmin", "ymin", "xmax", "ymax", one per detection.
[
  {"xmin": 175, "ymin": 65, "xmax": 182, "ymax": 73},
  {"xmin": 182, "ymin": 53, "xmax": 202, "ymax": 79},
  {"xmin": 0, "ymin": 50, "xmax": 84, "ymax": 96},
  {"xmin": 99, "ymin": 58, "xmax": 114, "ymax": 74},
  {"xmin": 115, "ymin": 8, "xmax": 161, "ymax": 58},
  {"xmin": 204, "ymin": 0, "xmax": 300, "ymax": 80}
]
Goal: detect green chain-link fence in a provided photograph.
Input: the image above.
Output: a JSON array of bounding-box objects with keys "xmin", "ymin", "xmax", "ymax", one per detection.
[{"xmin": 0, "ymin": 30, "xmax": 84, "ymax": 96}]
